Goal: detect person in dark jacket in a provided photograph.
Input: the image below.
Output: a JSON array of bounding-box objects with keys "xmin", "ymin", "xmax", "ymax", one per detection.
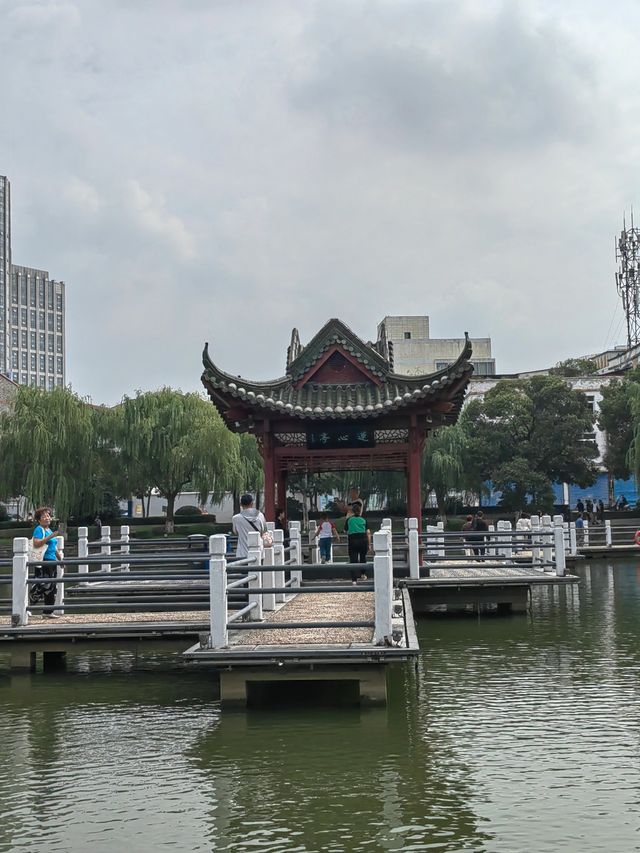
[{"xmin": 470, "ymin": 511, "xmax": 489, "ymax": 559}]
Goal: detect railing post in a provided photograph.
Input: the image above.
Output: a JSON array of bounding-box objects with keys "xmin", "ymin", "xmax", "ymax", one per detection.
[
  {"xmin": 605, "ymin": 519, "xmax": 612, "ymax": 548},
  {"xmin": 54, "ymin": 535, "xmax": 65, "ymax": 615},
  {"xmin": 120, "ymin": 525, "xmax": 130, "ymax": 571},
  {"xmin": 262, "ymin": 539, "xmax": 276, "ymax": 611},
  {"xmin": 563, "ymin": 521, "xmax": 570, "ymax": 554},
  {"xmin": 381, "ymin": 518, "xmax": 392, "ymax": 530},
  {"xmin": 583, "ymin": 518, "xmax": 590, "ymax": 547},
  {"xmin": 407, "ymin": 517, "xmax": 419, "ymax": 580},
  {"xmin": 553, "ymin": 518, "xmax": 566, "ymax": 576},
  {"xmin": 308, "ymin": 526, "xmax": 320, "ymax": 565},
  {"xmin": 209, "ymin": 534, "xmax": 228, "ymax": 648},
  {"xmin": 541, "ymin": 515, "xmax": 553, "ymax": 568},
  {"xmin": 12, "ymin": 537, "xmax": 29, "ymax": 627},
  {"xmin": 569, "ymin": 521, "xmax": 577, "ymax": 556},
  {"xmin": 101, "ymin": 525, "xmax": 111, "ymax": 573},
  {"xmin": 246, "ymin": 530, "xmax": 263, "ymax": 621},
  {"xmin": 531, "ymin": 515, "xmax": 541, "ymax": 564},
  {"xmin": 289, "ymin": 521, "xmax": 302, "ymax": 588},
  {"xmin": 272, "ymin": 528, "xmax": 286, "ymax": 604},
  {"xmin": 504, "ymin": 521, "xmax": 513, "ymax": 561},
  {"xmin": 78, "ymin": 526, "xmax": 89, "ymax": 579},
  {"xmin": 373, "ymin": 528, "xmax": 393, "ymax": 645}
]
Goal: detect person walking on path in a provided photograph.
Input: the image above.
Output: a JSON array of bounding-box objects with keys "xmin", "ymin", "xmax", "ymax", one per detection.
[
  {"xmin": 461, "ymin": 514, "xmax": 475, "ymax": 557},
  {"xmin": 575, "ymin": 512, "xmax": 585, "ymax": 546},
  {"xmin": 232, "ymin": 494, "xmax": 267, "ymax": 559},
  {"xmin": 471, "ymin": 511, "xmax": 489, "ymax": 559},
  {"xmin": 312, "ymin": 513, "xmax": 340, "ymax": 563},
  {"xmin": 345, "ymin": 503, "xmax": 371, "ymax": 583},
  {"xmin": 29, "ymin": 507, "xmax": 62, "ymax": 618}
]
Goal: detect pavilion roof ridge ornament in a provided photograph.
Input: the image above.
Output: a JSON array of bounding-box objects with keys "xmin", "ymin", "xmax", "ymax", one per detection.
[{"xmin": 286, "ymin": 317, "xmax": 388, "ymax": 380}]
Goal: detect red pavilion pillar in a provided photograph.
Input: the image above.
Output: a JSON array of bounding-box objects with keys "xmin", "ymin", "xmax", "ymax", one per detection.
[
  {"xmin": 407, "ymin": 415, "xmax": 424, "ymax": 533},
  {"xmin": 262, "ymin": 426, "xmax": 276, "ymax": 522}
]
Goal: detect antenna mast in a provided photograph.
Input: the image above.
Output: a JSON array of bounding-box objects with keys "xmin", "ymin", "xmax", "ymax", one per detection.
[{"xmin": 616, "ymin": 210, "xmax": 640, "ymax": 348}]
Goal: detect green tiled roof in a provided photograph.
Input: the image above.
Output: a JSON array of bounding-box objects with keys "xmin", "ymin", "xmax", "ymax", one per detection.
[{"xmin": 201, "ymin": 318, "xmax": 473, "ymax": 424}]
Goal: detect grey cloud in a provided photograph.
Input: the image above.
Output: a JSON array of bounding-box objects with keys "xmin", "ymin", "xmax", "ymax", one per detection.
[{"xmin": 290, "ymin": 4, "xmax": 600, "ymax": 151}]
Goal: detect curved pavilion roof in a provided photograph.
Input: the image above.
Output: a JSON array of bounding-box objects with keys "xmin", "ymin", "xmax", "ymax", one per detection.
[{"xmin": 201, "ymin": 318, "xmax": 474, "ymax": 429}]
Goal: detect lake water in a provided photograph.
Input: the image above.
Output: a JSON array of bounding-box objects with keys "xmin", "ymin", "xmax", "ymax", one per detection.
[{"xmin": 1, "ymin": 558, "xmax": 639, "ymax": 852}]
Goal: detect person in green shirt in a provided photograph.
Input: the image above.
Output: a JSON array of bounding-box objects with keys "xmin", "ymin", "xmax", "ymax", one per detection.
[{"xmin": 345, "ymin": 503, "xmax": 372, "ymax": 583}]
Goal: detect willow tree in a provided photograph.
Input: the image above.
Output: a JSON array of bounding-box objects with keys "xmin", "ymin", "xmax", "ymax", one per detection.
[
  {"xmin": 422, "ymin": 423, "xmax": 469, "ymax": 524},
  {"xmin": 0, "ymin": 385, "xmax": 98, "ymax": 523},
  {"xmin": 224, "ymin": 434, "xmax": 264, "ymax": 514},
  {"xmin": 118, "ymin": 388, "xmax": 239, "ymax": 531}
]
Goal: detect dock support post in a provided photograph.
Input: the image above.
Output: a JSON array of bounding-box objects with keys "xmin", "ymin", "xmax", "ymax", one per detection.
[
  {"xmin": 262, "ymin": 539, "xmax": 276, "ymax": 611},
  {"xmin": 373, "ymin": 529, "xmax": 393, "ymax": 645},
  {"xmin": 101, "ymin": 525, "xmax": 111, "ymax": 573},
  {"xmin": 272, "ymin": 529, "xmax": 286, "ymax": 603},
  {"xmin": 78, "ymin": 526, "xmax": 89, "ymax": 579},
  {"xmin": 54, "ymin": 536, "xmax": 64, "ymax": 616},
  {"xmin": 209, "ymin": 534, "xmax": 228, "ymax": 648},
  {"xmin": 407, "ymin": 518, "xmax": 419, "ymax": 580},
  {"xmin": 120, "ymin": 525, "xmax": 130, "ymax": 571},
  {"xmin": 605, "ymin": 519, "xmax": 612, "ymax": 548},
  {"xmin": 12, "ymin": 536, "xmax": 29, "ymax": 627},
  {"xmin": 246, "ymin": 531, "xmax": 263, "ymax": 622},
  {"xmin": 289, "ymin": 522, "xmax": 302, "ymax": 588},
  {"xmin": 553, "ymin": 519, "xmax": 566, "ymax": 576}
]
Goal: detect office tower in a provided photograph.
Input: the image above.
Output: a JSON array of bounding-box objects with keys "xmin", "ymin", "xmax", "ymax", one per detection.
[{"xmin": 0, "ymin": 176, "xmax": 66, "ymax": 388}]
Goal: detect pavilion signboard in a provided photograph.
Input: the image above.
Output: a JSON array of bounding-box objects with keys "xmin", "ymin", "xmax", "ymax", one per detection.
[{"xmin": 307, "ymin": 424, "xmax": 375, "ymax": 450}]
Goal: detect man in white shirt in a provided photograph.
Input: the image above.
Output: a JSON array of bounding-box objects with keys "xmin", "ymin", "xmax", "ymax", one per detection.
[{"xmin": 232, "ymin": 493, "xmax": 267, "ymax": 558}]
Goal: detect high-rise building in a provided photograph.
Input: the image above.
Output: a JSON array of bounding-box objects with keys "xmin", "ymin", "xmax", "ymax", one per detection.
[
  {"xmin": 377, "ymin": 315, "xmax": 496, "ymax": 376},
  {"xmin": 0, "ymin": 176, "xmax": 66, "ymax": 388}
]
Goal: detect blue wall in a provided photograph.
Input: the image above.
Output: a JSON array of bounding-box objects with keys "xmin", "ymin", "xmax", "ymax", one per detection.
[{"xmin": 481, "ymin": 473, "xmax": 639, "ymax": 509}]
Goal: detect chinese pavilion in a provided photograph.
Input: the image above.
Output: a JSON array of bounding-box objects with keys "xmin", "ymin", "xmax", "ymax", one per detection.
[{"xmin": 201, "ymin": 318, "xmax": 474, "ymax": 530}]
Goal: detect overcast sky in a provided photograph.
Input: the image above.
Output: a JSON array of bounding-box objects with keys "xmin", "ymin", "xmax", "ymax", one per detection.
[{"xmin": 1, "ymin": 0, "xmax": 638, "ymax": 404}]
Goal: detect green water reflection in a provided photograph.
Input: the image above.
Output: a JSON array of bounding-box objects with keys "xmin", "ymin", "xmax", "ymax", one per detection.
[{"xmin": 1, "ymin": 559, "xmax": 640, "ymax": 852}]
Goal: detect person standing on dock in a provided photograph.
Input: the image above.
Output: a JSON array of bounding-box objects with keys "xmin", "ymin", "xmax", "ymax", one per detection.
[
  {"xmin": 232, "ymin": 494, "xmax": 267, "ymax": 559},
  {"xmin": 29, "ymin": 507, "xmax": 62, "ymax": 618},
  {"xmin": 312, "ymin": 513, "xmax": 340, "ymax": 563},
  {"xmin": 345, "ymin": 503, "xmax": 371, "ymax": 583},
  {"xmin": 575, "ymin": 512, "xmax": 585, "ymax": 545},
  {"xmin": 461, "ymin": 514, "xmax": 475, "ymax": 556},
  {"xmin": 471, "ymin": 511, "xmax": 489, "ymax": 559}
]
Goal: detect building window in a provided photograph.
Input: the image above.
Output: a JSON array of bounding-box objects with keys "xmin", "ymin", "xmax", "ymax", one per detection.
[
  {"xmin": 21, "ymin": 308, "xmax": 27, "ymax": 325},
  {"xmin": 39, "ymin": 311, "xmax": 46, "ymax": 330},
  {"xmin": 56, "ymin": 315, "xmax": 63, "ymax": 333},
  {"xmin": 47, "ymin": 377, "xmax": 54, "ymax": 390},
  {"xmin": 56, "ymin": 377, "xmax": 63, "ymax": 387},
  {"xmin": 39, "ymin": 354, "xmax": 45, "ymax": 371},
  {"xmin": 21, "ymin": 373, "xmax": 27, "ymax": 385},
  {"xmin": 56, "ymin": 293, "xmax": 63, "ymax": 311},
  {"xmin": 48, "ymin": 355, "xmax": 54, "ymax": 373},
  {"xmin": 30, "ymin": 332, "xmax": 36, "ymax": 349},
  {"xmin": 56, "ymin": 336, "xmax": 63, "ymax": 353},
  {"xmin": 11, "ymin": 280, "xmax": 18, "ymax": 303},
  {"xmin": 39, "ymin": 281, "xmax": 45, "ymax": 306},
  {"xmin": 404, "ymin": 332, "xmax": 411, "ymax": 339},
  {"xmin": 30, "ymin": 353, "xmax": 36, "ymax": 370},
  {"xmin": 48, "ymin": 337, "xmax": 54, "ymax": 353},
  {"xmin": 21, "ymin": 352, "xmax": 27, "ymax": 370},
  {"xmin": 11, "ymin": 330, "xmax": 18, "ymax": 347},
  {"xmin": 30, "ymin": 309, "xmax": 36, "ymax": 327},
  {"xmin": 11, "ymin": 307, "xmax": 18, "ymax": 325},
  {"xmin": 47, "ymin": 313, "xmax": 54, "ymax": 332},
  {"xmin": 11, "ymin": 351, "xmax": 18, "ymax": 369},
  {"xmin": 21, "ymin": 330, "xmax": 27, "ymax": 348},
  {"xmin": 40, "ymin": 376, "xmax": 46, "ymax": 388},
  {"xmin": 56, "ymin": 356, "xmax": 63, "ymax": 374},
  {"xmin": 30, "ymin": 285, "xmax": 36, "ymax": 307},
  {"xmin": 20, "ymin": 279, "xmax": 27, "ymax": 304},
  {"xmin": 39, "ymin": 333, "xmax": 45, "ymax": 350},
  {"xmin": 48, "ymin": 281, "xmax": 54, "ymax": 304}
]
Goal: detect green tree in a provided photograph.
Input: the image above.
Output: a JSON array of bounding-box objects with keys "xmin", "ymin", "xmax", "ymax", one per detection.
[
  {"xmin": 118, "ymin": 389, "xmax": 240, "ymax": 532},
  {"xmin": 463, "ymin": 375, "xmax": 598, "ymax": 509},
  {"xmin": 549, "ymin": 357, "xmax": 599, "ymax": 377},
  {"xmin": 422, "ymin": 423, "xmax": 469, "ymax": 523},
  {"xmin": 225, "ymin": 434, "xmax": 264, "ymax": 514},
  {"xmin": 0, "ymin": 385, "xmax": 100, "ymax": 523},
  {"xmin": 598, "ymin": 368, "xmax": 640, "ymax": 498}
]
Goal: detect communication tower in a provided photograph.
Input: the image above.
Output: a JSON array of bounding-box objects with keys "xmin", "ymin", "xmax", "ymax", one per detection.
[{"xmin": 616, "ymin": 211, "xmax": 640, "ymax": 347}]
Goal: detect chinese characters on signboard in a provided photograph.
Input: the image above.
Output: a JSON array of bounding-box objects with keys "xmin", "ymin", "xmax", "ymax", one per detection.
[{"xmin": 306, "ymin": 425, "xmax": 375, "ymax": 450}]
